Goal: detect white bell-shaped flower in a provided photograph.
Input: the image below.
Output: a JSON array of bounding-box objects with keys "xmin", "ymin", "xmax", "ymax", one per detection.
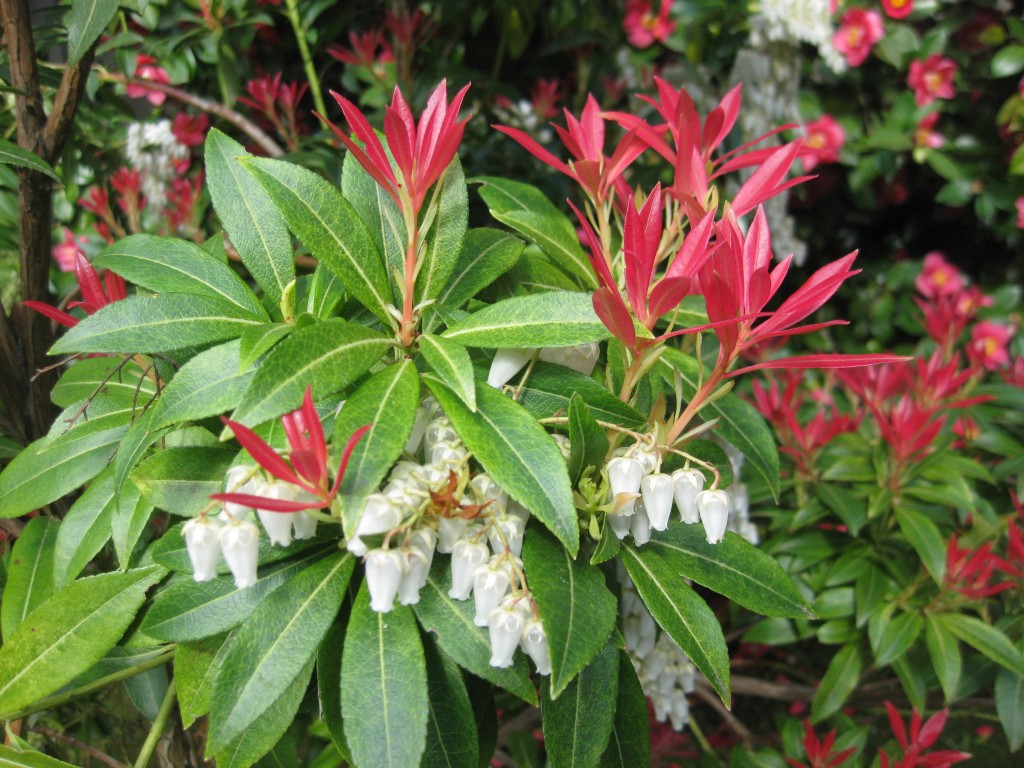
[
  {"xmin": 641, "ymin": 645, "xmax": 669, "ymax": 683},
  {"xmin": 520, "ymin": 616, "xmax": 552, "ymax": 674},
  {"xmin": 397, "ymin": 547, "xmax": 430, "ymax": 606},
  {"xmin": 429, "ymin": 442, "xmax": 467, "ymax": 469},
  {"xmin": 728, "ymin": 482, "xmax": 749, "ymax": 517},
  {"xmin": 696, "ymin": 489, "xmax": 730, "ymax": 544},
  {"xmin": 365, "ymin": 549, "xmax": 407, "ymax": 613},
  {"xmin": 291, "ymin": 511, "xmax": 318, "ymax": 540},
  {"xmin": 641, "ymin": 473, "xmax": 675, "ymax": 531},
  {"xmin": 220, "ymin": 520, "xmax": 260, "ymax": 589},
  {"xmin": 183, "ymin": 516, "xmax": 222, "ymax": 582},
  {"xmin": 470, "ymin": 473, "xmax": 508, "ymax": 510},
  {"xmin": 538, "ymin": 341, "xmax": 600, "ymax": 376},
  {"xmin": 383, "ymin": 478, "xmax": 420, "ymax": 508},
  {"xmin": 449, "ymin": 538, "xmax": 489, "ymax": 599},
  {"xmin": 389, "ymin": 460, "xmax": 422, "ymax": 483},
  {"xmin": 737, "ymin": 520, "xmax": 760, "ymax": 546},
  {"xmin": 487, "ymin": 515, "xmax": 525, "ymax": 557},
  {"xmin": 255, "ymin": 482, "xmax": 300, "ymax": 546},
  {"xmin": 436, "ymin": 516, "xmax": 469, "ymax": 554},
  {"xmin": 405, "ymin": 405, "xmax": 429, "ymax": 454},
  {"xmin": 671, "ymin": 468, "xmax": 704, "ymax": 524},
  {"xmin": 630, "ymin": 501, "xmax": 652, "ymax": 546},
  {"xmin": 220, "ymin": 465, "xmax": 258, "ymax": 521},
  {"xmin": 487, "ymin": 600, "xmax": 526, "ymax": 668},
  {"xmin": 423, "ymin": 419, "xmax": 457, "ymax": 454},
  {"xmin": 348, "ymin": 494, "xmax": 403, "ymax": 556},
  {"xmin": 607, "ymin": 511, "xmax": 633, "ymax": 540},
  {"xmin": 487, "ymin": 347, "xmax": 534, "ymax": 388},
  {"xmin": 472, "ymin": 561, "xmax": 511, "ymax": 627},
  {"xmin": 630, "ymin": 442, "xmax": 659, "ymax": 475},
  {"xmin": 668, "ymin": 690, "xmax": 690, "ymax": 731},
  {"xmin": 506, "ymin": 499, "xmax": 531, "ymax": 523},
  {"xmin": 607, "ymin": 456, "xmax": 644, "ymax": 515}
]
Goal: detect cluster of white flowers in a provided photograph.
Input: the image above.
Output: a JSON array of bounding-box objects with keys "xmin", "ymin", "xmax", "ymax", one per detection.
[
  {"xmin": 752, "ymin": 0, "xmax": 845, "ymax": 73},
  {"xmin": 620, "ymin": 567, "xmax": 696, "ymax": 731},
  {"xmin": 125, "ymin": 119, "xmax": 189, "ymax": 207}
]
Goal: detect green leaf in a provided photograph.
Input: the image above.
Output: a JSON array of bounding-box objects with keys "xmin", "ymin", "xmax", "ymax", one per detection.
[
  {"xmin": 996, "ymin": 666, "xmax": 1024, "ymax": 752},
  {"xmin": 0, "ymin": 138, "xmax": 60, "ymax": 182},
  {"xmin": 418, "ymin": 157, "xmax": 468, "ymax": 302},
  {"xmin": 422, "ymin": 635, "xmax": 479, "ymax": 768},
  {"xmin": 175, "ymin": 634, "xmax": 227, "ymax": 728},
  {"xmin": 413, "ymin": 560, "xmax": 537, "ymax": 705},
  {"xmin": 873, "ymin": 611, "xmax": 923, "ymax": 668},
  {"xmin": 0, "ymin": 426, "xmax": 127, "ymax": 519},
  {"xmin": 342, "ymin": 581, "xmax": 428, "ymax": 768},
  {"xmin": 476, "ymin": 177, "xmax": 596, "ymax": 288},
  {"xmin": 810, "ymin": 643, "xmax": 863, "ymax": 723},
  {"xmin": 317, "ymin": 619, "xmax": 349, "ymax": 757},
  {"xmin": 443, "ymin": 292, "xmax": 609, "ymax": 348},
  {"xmin": 213, "ymin": 660, "xmax": 313, "ymax": 768},
  {"xmin": 50, "ymin": 357, "xmax": 156, "ymax": 409},
  {"xmin": 53, "ymin": 466, "xmax": 117, "ymax": 585},
  {"xmin": 933, "ymin": 613, "xmax": 1024, "ymax": 677},
  {"xmin": 620, "ymin": 543, "xmax": 731, "ymax": 706},
  {"xmin": 642, "ymin": 525, "xmax": 812, "ymax": 619},
  {"xmin": 65, "ymin": 0, "xmax": 118, "ymax": 64},
  {"xmin": 306, "ymin": 264, "xmax": 347, "ymax": 319},
  {"xmin": 419, "ymin": 334, "xmax": 476, "ymax": 412},
  {"xmin": 142, "ymin": 546, "xmax": 332, "ymax": 641},
  {"xmin": 992, "ymin": 44, "xmax": 1024, "ymax": 77},
  {"xmin": 230, "ymin": 319, "xmax": 390, "ymax": 428},
  {"xmin": 660, "ymin": 349, "xmax": 780, "ymax": 501},
  {"xmin": 1, "ymin": 517, "xmax": 59, "ymax": 640},
  {"xmin": 568, "ymin": 393, "xmax": 609, "ymax": 485},
  {"xmin": 333, "ymin": 361, "xmax": 419, "ymax": 535},
  {"xmin": 524, "ymin": 529, "xmax": 617, "ymax": 696},
  {"xmin": 431, "ymin": 228, "xmax": 523, "ymax": 314},
  {"xmin": 541, "ymin": 644, "xmax": 618, "ymax": 768},
  {"xmin": 207, "ymin": 553, "xmax": 354, "ymax": 751},
  {"xmin": 130, "ymin": 446, "xmax": 236, "ymax": 516},
  {"xmin": 0, "ymin": 744, "xmax": 80, "ymax": 767},
  {"xmin": 598, "ymin": 651, "xmax": 651, "ymax": 768},
  {"xmin": 51, "ymin": 295, "xmax": 265, "ymax": 355},
  {"xmin": 504, "ymin": 247, "xmax": 582, "ymax": 294},
  {"xmin": 517, "ymin": 362, "xmax": 647, "ymax": 430},
  {"xmin": 0, "ymin": 566, "xmax": 165, "ymax": 718},
  {"xmin": 147, "ymin": 339, "xmax": 255, "ymax": 429},
  {"xmin": 206, "ymin": 129, "xmax": 294, "ymax": 302},
  {"xmin": 924, "ymin": 615, "xmax": 961, "ymax": 702},
  {"xmin": 94, "ymin": 235, "xmax": 266, "ymax": 319},
  {"xmin": 894, "ymin": 506, "xmax": 947, "ymax": 584},
  {"xmin": 239, "ymin": 324, "xmax": 293, "ymax": 370},
  {"xmin": 426, "ymin": 376, "xmax": 579, "ymax": 555},
  {"xmin": 111, "ymin": 476, "xmax": 154, "ymax": 569},
  {"xmin": 244, "ymin": 157, "xmax": 392, "ymax": 325}
]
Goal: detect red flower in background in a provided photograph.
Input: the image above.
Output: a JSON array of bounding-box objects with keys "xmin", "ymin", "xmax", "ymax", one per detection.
[
  {"xmin": 328, "ymin": 29, "xmax": 394, "ymax": 67},
  {"xmin": 908, "ymin": 54, "xmax": 958, "ymax": 107},
  {"xmin": 172, "ymin": 112, "xmax": 210, "ymax": 147},
  {"xmin": 879, "ymin": 703, "xmax": 970, "ymax": 768},
  {"xmin": 125, "ymin": 55, "xmax": 170, "ymax": 105},
  {"xmin": 801, "ymin": 115, "xmax": 845, "ymax": 171},
  {"xmin": 944, "ymin": 536, "xmax": 1014, "ymax": 599},
  {"xmin": 24, "ymin": 253, "xmax": 126, "ymax": 328},
  {"xmin": 786, "ymin": 718, "xmax": 856, "ymax": 768},
  {"xmin": 914, "ymin": 113, "xmax": 944, "ymax": 149},
  {"xmin": 915, "ymin": 252, "xmax": 963, "ymax": 299},
  {"xmin": 967, "ymin": 320, "xmax": 1014, "ymax": 371},
  {"xmin": 882, "ymin": 0, "xmax": 914, "ymax": 20},
  {"xmin": 52, "ymin": 228, "xmax": 86, "ymax": 272},
  {"xmin": 833, "ymin": 8, "xmax": 884, "ymax": 67},
  {"xmin": 623, "ymin": 0, "xmax": 676, "ymax": 48}
]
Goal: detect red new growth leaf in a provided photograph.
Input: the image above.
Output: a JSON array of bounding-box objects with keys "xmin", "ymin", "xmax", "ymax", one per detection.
[{"xmin": 24, "ymin": 252, "xmax": 127, "ymax": 328}]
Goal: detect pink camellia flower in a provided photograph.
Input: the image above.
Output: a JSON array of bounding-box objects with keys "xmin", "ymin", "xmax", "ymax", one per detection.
[
  {"xmin": 967, "ymin": 321, "xmax": 1014, "ymax": 371},
  {"xmin": 125, "ymin": 55, "xmax": 170, "ymax": 106},
  {"xmin": 914, "ymin": 113, "xmax": 944, "ymax": 149},
  {"xmin": 915, "ymin": 251, "xmax": 964, "ymax": 299},
  {"xmin": 832, "ymin": 8, "xmax": 884, "ymax": 67},
  {"xmin": 908, "ymin": 54, "xmax": 958, "ymax": 107},
  {"xmin": 52, "ymin": 228, "xmax": 87, "ymax": 272},
  {"xmin": 623, "ymin": 0, "xmax": 676, "ymax": 49},
  {"xmin": 172, "ymin": 112, "xmax": 210, "ymax": 147},
  {"xmin": 1015, "ymin": 195, "xmax": 1024, "ymax": 229},
  {"xmin": 882, "ymin": 0, "xmax": 913, "ymax": 19},
  {"xmin": 801, "ymin": 115, "xmax": 845, "ymax": 171}
]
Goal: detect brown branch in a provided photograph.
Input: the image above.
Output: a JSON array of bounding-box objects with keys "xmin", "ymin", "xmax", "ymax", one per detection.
[
  {"xmin": 729, "ymin": 675, "xmax": 817, "ymax": 701},
  {"xmin": 31, "ymin": 725, "xmax": 131, "ymax": 768},
  {"xmin": 693, "ymin": 681, "xmax": 754, "ymax": 747},
  {"xmin": 44, "ymin": 49, "xmax": 96, "ymax": 160}
]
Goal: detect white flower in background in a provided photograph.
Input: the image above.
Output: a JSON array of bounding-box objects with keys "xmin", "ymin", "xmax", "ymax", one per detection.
[
  {"xmin": 183, "ymin": 516, "xmax": 222, "ymax": 582},
  {"xmin": 220, "ymin": 519, "xmax": 260, "ymax": 589},
  {"xmin": 755, "ymin": 0, "xmax": 845, "ymax": 73},
  {"xmin": 125, "ymin": 119, "xmax": 189, "ymax": 207}
]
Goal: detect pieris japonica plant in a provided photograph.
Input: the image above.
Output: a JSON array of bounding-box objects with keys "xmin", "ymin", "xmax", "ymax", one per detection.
[{"xmin": 0, "ymin": 77, "xmax": 903, "ymax": 768}]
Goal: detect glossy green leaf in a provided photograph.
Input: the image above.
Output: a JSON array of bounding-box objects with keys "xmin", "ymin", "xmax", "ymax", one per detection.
[
  {"xmin": 894, "ymin": 506, "xmax": 947, "ymax": 584},
  {"xmin": 0, "ymin": 138, "xmax": 60, "ymax": 182},
  {"xmin": 426, "ymin": 376, "xmax": 578, "ymax": 555},
  {"xmin": 598, "ymin": 651, "xmax": 652, "ymax": 768},
  {"xmin": 475, "ymin": 177, "xmax": 596, "ymax": 288},
  {"xmin": 517, "ymin": 362, "xmax": 647, "ymax": 430},
  {"xmin": 142, "ymin": 546, "xmax": 332, "ymax": 641},
  {"xmin": 175, "ymin": 634, "xmax": 227, "ymax": 728},
  {"xmin": 50, "ymin": 357, "xmax": 156, "ymax": 409},
  {"xmin": 306, "ymin": 264, "xmax": 347, "ymax": 319},
  {"xmin": 621, "ymin": 543, "xmax": 731, "ymax": 705},
  {"xmin": 422, "ymin": 635, "xmax": 479, "ymax": 768},
  {"xmin": 66, "ymin": 0, "xmax": 118, "ymax": 64},
  {"xmin": 342, "ymin": 582, "xmax": 428, "ymax": 768},
  {"xmin": 131, "ymin": 446, "xmax": 236, "ymax": 517},
  {"xmin": 206, "ymin": 129, "xmax": 294, "ymax": 302},
  {"xmin": 0, "ymin": 743, "xmax": 80, "ymax": 767},
  {"xmin": 244, "ymin": 157, "xmax": 392, "ymax": 325},
  {"xmin": 643, "ymin": 525, "xmax": 812, "ymax": 618},
  {"xmin": 0, "ymin": 426, "xmax": 126, "ymax": 519},
  {"xmin": 51, "ymin": 295, "xmax": 265, "ymax": 355},
  {"xmin": 810, "ymin": 643, "xmax": 863, "ymax": 722},
  {"xmin": 933, "ymin": 613, "xmax": 1024, "ymax": 677},
  {"xmin": 239, "ymin": 324, "xmax": 293, "ymax": 370},
  {"xmin": 44, "ymin": 394, "xmax": 138, "ymax": 441},
  {"xmin": 52, "ymin": 466, "xmax": 116, "ymax": 586},
  {"xmin": 541, "ymin": 644, "xmax": 618, "ymax": 768},
  {"xmin": 124, "ymin": 665, "xmax": 168, "ymax": 721},
  {"xmin": 873, "ymin": 611, "xmax": 923, "ymax": 668},
  {"xmin": 333, "ymin": 360, "xmax": 419, "ymax": 535},
  {"xmin": 660, "ymin": 349, "xmax": 780, "ymax": 501},
  {"xmin": 207, "ymin": 553, "xmax": 354, "ymax": 751},
  {"xmin": 213, "ymin": 660, "xmax": 313, "ymax": 768},
  {"xmin": 1, "ymin": 517, "xmax": 59, "ymax": 640},
  {"xmin": 94, "ymin": 234, "xmax": 266, "ymax": 319},
  {"xmin": 504, "ymin": 248, "xmax": 582, "ymax": 294},
  {"xmin": 419, "ymin": 333, "xmax": 475, "ymax": 412},
  {"xmin": 996, "ymin": 666, "xmax": 1024, "ymax": 752},
  {"xmin": 148, "ymin": 339, "xmax": 255, "ymax": 429},
  {"xmin": 0, "ymin": 566, "xmax": 165, "ymax": 718},
  {"xmin": 317, "ymin": 619, "xmax": 349, "ymax": 757},
  {"xmin": 432, "ymin": 228, "xmax": 523, "ymax": 313},
  {"xmin": 230, "ymin": 319, "xmax": 390, "ymax": 428},
  {"xmin": 443, "ymin": 292, "xmax": 609, "ymax": 348},
  {"xmin": 568, "ymin": 393, "xmax": 609, "ymax": 485},
  {"xmin": 524, "ymin": 529, "xmax": 617, "ymax": 696},
  {"xmin": 111, "ymin": 476, "xmax": 154, "ymax": 569},
  {"xmin": 413, "ymin": 560, "xmax": 537, "ymax": 705},
  {"xmin": 418, "ymin": 157, "xmax": 468, "ymax": 302},
  {"xmin": 924, "ymin": 615, "xmax": 961, "ymax": 702}
]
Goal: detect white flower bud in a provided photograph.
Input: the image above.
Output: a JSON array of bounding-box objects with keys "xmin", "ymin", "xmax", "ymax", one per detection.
[
  {"xmin": 630, "ymin": 501, "xmax": 652, "ymax": 546},
  {"xmin": 291, "ymin": 511, "xmax": 318, "ymax": 540},
  {"xmin": 388, "ymin": 460, "xmax": 422, "ymax": 483},
  {"xmin": 487, "ymin": 348, "xmax": 534, "ymax": 388},
  {"xmin": 550, "ymin": 433, "xmax": 571, "ymax": 461},
  {"xmin": 397, "ymin": 547, "xmax": 430, "ymax": 606},
  {"xmin": 449, "ymin": 538, "xmax": 489, "ymax": 600},
  {"xmin": 506, "ymin": 499, "xmax": 531, "ymax": 523},
  {"xmin": 669, "ymin": 691, "xmax": 690, "ymax": 731},
  {"xmin": 437, "ymin": 516, "xmax": 470, "ymax": 554},
  {"xmin": 487, "ymin": 603, "xmax": 525, "ymax": 668},
  {"xmin": 607, "ymin": 511, "xmax": 633, "ymax": 540},
  {"xmin": 220, "ymin": 520, "xmax": 260, "ymax": 589},
  {"xmin": 728, "ymin": 483, "xmax": 749, "ymax": 517},
  {"xmin": 630, "ymin": 442, "xmax": 659, "ymax": 475},
  {"xmin": 671, "ymin": 468, "xmax": 705, "ymax": 524},
  {"xmin": 257, "ymin": 509, "xmax": 294, "ymax": 547},
  {"xmin": 641, "ymin": 646, "xmax": 669, "ymax": 683},
  {"xmin": 520, "ymin": 617, "xmax": 552, "ymax": 674},
  {"xmin": 487, "ymin": 515, "xmax": 525, "ymax": 557},
  {"xmin": 641, "ymin": 473, "xmax": 675, "ymax": 531},
  {"xmin": 607, "ymin": 456, "xmax": 644, "ymax": 515},
  {"xmin": 421, "ymin": 395, "xmax": 443, "ymax": 420},
  {"xmin": 472, "ymin": 562, "xmax": 511, "ymax": 626},
  {"xmin": 183, "ymin": 517, "xmax": 222, "ymax": 582},
  {"xmin": 423, "ymin": 420, "xmax": 457, "ymax": 454},
  {"xmin": 221, "ymin": 465, "xmax": 258, "ymax": 521},
  {"xmin": 738, "ymin": 521, "xmax": 760, "ymax": 546},
  {"xmin": 470, "ymin": 473, "xmax": 507, "ymax": 510},
  {"xmin": 365, "ymin": 549, "xmax": 407, "ymax": 613},
  {"xmin": 348, "ymin": 494, "xmax": 403, "ymax": 556},
  {"xmin": 429, "ymin": 442, "xmax": 467, "ymax": 468},
  {"xmin": 405, "ymin": 406, "xmax": 429, "ymax": 453},
  {"xmin": 696, "ymin": 489, "xmax": 730, "ymax": 544},
  {"xmin": 538, "ymin": 342, "xmax": 600, "ymax": 376}
]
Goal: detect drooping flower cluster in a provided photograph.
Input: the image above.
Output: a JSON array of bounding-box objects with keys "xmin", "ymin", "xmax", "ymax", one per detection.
[{"xmin": 125, "ymin": 120, "xmax": 190, "ymax": 208}]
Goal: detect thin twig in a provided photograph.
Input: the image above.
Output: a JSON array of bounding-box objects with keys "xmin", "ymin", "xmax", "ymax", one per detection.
[
  {"xmin": 32, "ymin": 725, "xmax": 131, "ymax": 768},
  {"xmin": 693, "ymin": 681, "xmax": 753, "ymax": 747}
]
